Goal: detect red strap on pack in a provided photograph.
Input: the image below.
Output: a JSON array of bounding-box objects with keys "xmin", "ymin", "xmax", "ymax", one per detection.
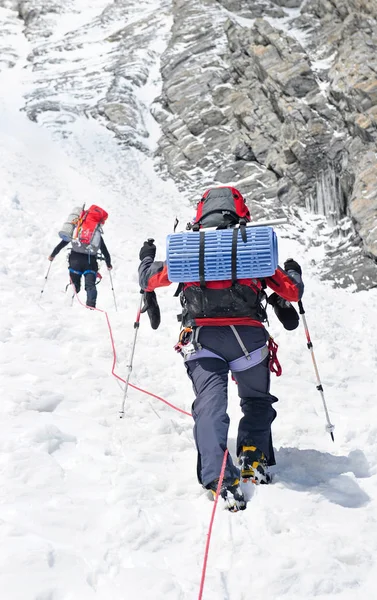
[{"xmin": 268, "ymin": 336, "xmax": 282, "ymax": 377}]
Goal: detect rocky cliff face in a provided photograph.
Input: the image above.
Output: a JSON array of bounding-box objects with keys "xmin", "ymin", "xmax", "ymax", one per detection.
[
  {"xmin": 154, "ymin": 0, "xmax": 377, "ymax": 289},
  {"xmin": 1, "ymin": 0, "xmax": 376, "ymax": 289}
]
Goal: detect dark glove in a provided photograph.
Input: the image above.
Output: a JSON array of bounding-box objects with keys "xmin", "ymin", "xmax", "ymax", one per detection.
[
  {"xmin": 139, "ymin": 239, "xmax": 156, "ymax": 261},
  {"xmin": 268, "ymin": 293, "xmax": 299, "ymax": 331},
  {"xmin": 284, "ymin": 258, "xmax": 302, "ymax": 276},
  {"xmin": 107, "ymin": 264, "xmax": 113, "ymax": 270},
  {"xmin": 141, "ymin": 291, "xmax": 161, "ymax": 330}
]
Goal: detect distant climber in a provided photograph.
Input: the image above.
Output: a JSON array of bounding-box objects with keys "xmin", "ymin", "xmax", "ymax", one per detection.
[{"xmin": 49, "ymin": 204, "xmax": 112, "ymax": 308}]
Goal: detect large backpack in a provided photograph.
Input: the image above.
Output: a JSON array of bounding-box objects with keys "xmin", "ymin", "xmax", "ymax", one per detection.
[
  {"xmin": 167, "ymin": 186, "xmax": 277, "ymax": 284},
  {"xmin": 63, "ymin": 205, "xmax": 108, "ymax": 255},
  {"xmin": 170, "ymin": 187, "xmax": 272, "ymax": 325},
  {"xmin": 192, "ymin": 187, "xmax": 251, "ymax": 229}
]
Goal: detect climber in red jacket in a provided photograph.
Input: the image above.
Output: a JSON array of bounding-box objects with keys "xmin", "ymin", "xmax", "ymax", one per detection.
[{"xmin": 139, "ymin": 187, "xmax": 303, "ymax": 512}]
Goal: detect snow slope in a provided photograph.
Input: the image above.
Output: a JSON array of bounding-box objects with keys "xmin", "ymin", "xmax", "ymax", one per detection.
[{"xmin": 1, "ymin": 2, "xmax": 377, "ymax": 599}]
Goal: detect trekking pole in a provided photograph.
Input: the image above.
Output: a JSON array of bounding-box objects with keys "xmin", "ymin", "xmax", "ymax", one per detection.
[
  {"xmin": 40, "ymin": 262, "xmax": 52, "ymax": 298},
  {"xmin": 298, "ymin": 300, "xmax": 335, "ymax": 441},
  {"xmin": 119, "ymin": 293, "xmax": 144, "ymax": 418},
  {"xmin": 109, "ymin": 270, "xmax": 118, "ymax": 312}
]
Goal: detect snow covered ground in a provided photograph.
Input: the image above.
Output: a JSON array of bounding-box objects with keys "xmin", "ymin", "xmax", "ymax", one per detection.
[{"xmin": 1, "ymin": 2, "xmax": 377, "ymax": 599}]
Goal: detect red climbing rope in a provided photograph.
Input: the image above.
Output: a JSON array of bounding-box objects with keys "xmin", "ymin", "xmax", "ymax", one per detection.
[
  {"xmin": 198, "ymin": 450, "xmax": 228, "ymax": 600},
  {"xmin": 71, "ymin": 285, "xmax": 191, "ymax": 417},
  {"xmin": 70, "ymin": 283, "xmax": 225, "ymax": 599}
]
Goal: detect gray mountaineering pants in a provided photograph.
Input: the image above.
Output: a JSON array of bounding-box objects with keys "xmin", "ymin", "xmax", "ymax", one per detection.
[{"xmin": 185, "ymin": 325, "xmax": 278, "ymax": 487}]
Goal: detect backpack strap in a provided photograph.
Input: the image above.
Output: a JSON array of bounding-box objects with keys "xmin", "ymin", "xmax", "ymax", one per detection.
[
  {"xmin": 239, "ymin": 218, "xmax": 247, "ymax": 243},
  {"xmin": 231, "ymin": 228, "xmax": 238, "ymax": 285},
  {"xmin": 174, "ymin": 282, "xmax": 184, "ymax": 297},
  {"xmin": 199, "ymin": 230, "xmax": 206, "ymax": 288}
]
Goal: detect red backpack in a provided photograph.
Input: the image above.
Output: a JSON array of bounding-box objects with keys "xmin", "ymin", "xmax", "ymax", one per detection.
[
  {"xmin": 192, "ymin": 187, "xmax": 251, "ymax": 229},
  {"xmin": 72, "ymin": 205, "xmax": 108, "ymax": 255},
  {"xmin": 77, "ymin": 205, "xmax": 108, "ymax": 244}
]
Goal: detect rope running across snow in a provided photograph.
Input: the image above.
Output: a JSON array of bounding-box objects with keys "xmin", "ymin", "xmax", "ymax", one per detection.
[{"xmin": 70, "ymin": 282, "xmax": 229, "ymax": 599}]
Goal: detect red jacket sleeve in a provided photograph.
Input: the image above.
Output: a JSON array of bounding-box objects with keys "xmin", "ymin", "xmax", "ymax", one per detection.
[
  {"xmin": 139, "ymin": 258, "xmax": 171, "ymax": 292},
  {"xmin": 264, "ymin": 267, "xmax": 304, "ymax": 302}
]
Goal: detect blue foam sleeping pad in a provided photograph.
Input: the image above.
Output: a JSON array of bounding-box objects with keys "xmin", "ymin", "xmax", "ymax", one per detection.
[{"xmin": 166, "ymin": 226, "xmax": 278, "ymax": 283}]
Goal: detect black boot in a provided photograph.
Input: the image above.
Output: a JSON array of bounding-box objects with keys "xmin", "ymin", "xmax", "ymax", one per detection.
[
  {"xmin": 238, "ymin": 446, "xmax": 271, "ymax": 484},
  {"xmin": 206, "ymin": 477, "xmax": 246, "ymax": 512}
]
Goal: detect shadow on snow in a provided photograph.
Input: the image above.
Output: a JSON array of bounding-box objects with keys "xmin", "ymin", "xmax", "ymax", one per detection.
[{"xmin": 274, "ymin": 447, "xmax": 370, "ymax": 508}]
